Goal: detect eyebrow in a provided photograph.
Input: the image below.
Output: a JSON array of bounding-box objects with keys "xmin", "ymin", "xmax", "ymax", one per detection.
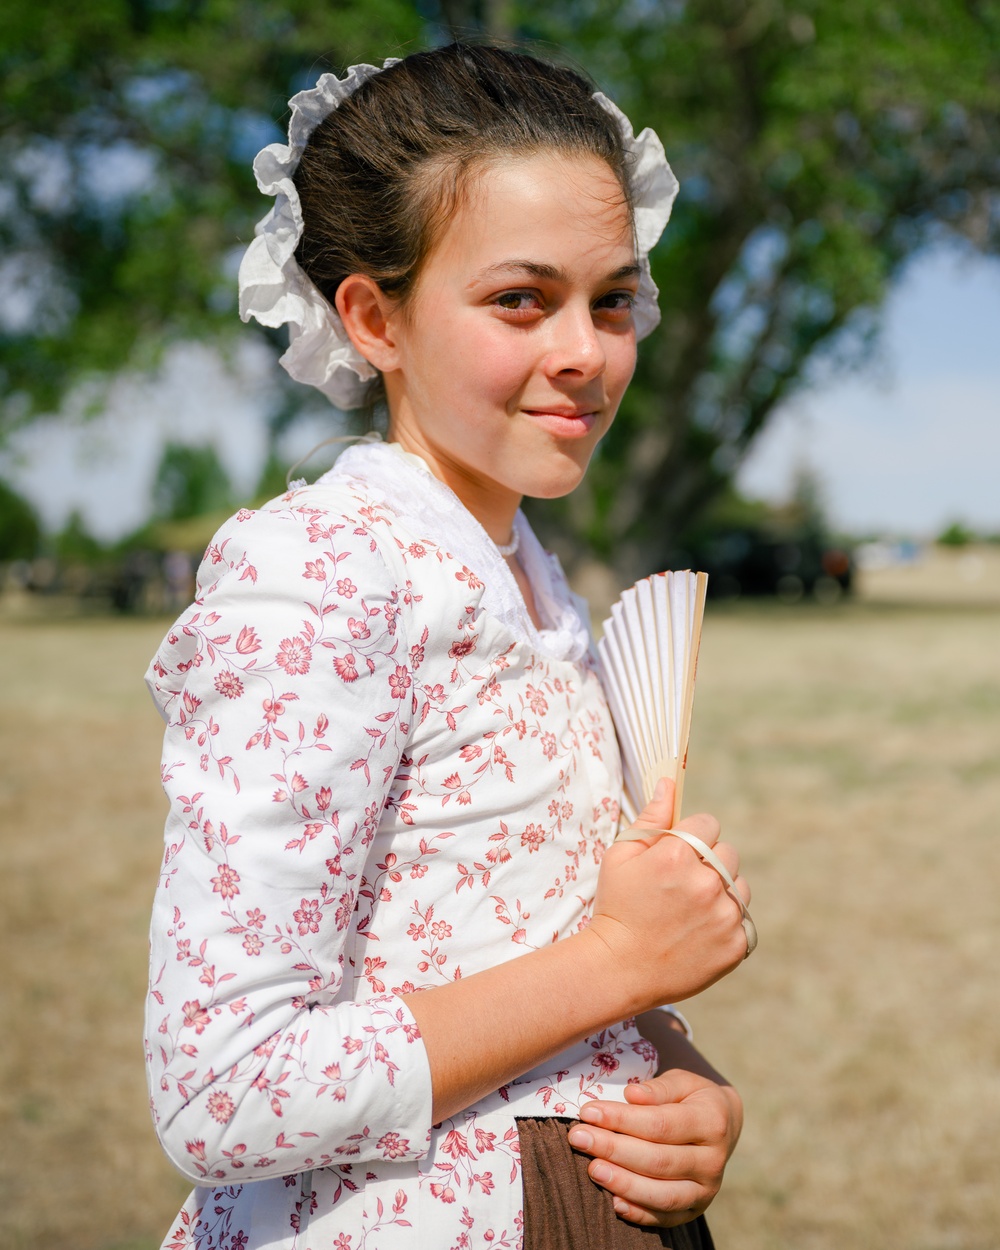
[{"xmin": 472, "ymin": 260, "xmax": 641, "ymax": 284}]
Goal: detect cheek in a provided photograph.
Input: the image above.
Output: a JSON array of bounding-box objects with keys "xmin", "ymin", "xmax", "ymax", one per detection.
[
  {"xmin": 454, "ymin": 322, "xmax": 534, "ymax": 402},
  {"xmin": 606, "ymin": 335, "xmax": 637, "ymax": 397}
]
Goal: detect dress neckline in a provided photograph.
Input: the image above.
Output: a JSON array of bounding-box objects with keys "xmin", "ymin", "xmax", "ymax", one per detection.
[{"xmin": 316, "ymin": 440, "xmax": 592, "ymax": 664}]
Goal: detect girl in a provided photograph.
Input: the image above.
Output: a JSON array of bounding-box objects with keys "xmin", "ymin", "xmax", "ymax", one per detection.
[{"xmin": 146, "ymin": 44, "xmax": 751, "ymax": 1250}]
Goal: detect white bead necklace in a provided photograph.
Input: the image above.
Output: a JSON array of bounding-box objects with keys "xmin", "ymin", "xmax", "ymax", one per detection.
[{"xmin": 496, "ymin": 528, "xmax": 520, "ymax": 559}]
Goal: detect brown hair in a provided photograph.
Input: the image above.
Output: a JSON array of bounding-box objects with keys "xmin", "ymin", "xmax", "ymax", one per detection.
[{"xmin": 293, "ymin": 43, "xmax": 632, "ymax": 314}]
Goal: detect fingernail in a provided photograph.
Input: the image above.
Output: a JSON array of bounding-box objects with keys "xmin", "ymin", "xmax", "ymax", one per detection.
[
  {"xmin": 578, "ymin": 1103, "xmax": 604, "ymax": 1124},
  {"xmin": 590, "ymin": 1161, "xmax": 612, "ymax": 1184},
  {"xmin": 653, "ymin": 777, "xmax": 667, "ymax": 802},
  {"xmin": 567, "ymin": 1127, "xmax": 593, "ymax": 1150},
  {"xmin": 613, "ymin": 1198, "xmax": 628, "ymax": 1215}
]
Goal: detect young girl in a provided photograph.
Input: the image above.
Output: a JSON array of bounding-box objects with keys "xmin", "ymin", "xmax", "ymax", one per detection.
[{"xmin": 146, "ymin": 44, "xmax": 752, "ymax": 1250}]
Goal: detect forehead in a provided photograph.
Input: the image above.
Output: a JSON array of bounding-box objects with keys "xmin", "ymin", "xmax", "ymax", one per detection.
[{"xmin": 428, "ymin": 151, "xmax": 635, "ymax": 278}]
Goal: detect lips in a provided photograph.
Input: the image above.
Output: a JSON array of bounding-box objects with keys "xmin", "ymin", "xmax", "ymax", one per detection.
[
  {"xmin": 521, "ymin": 408, "xmax": 599, "ymax": 438},
  {"xmin": 522, "ymin": 407, "xmax": 597, "ymax": 419}
]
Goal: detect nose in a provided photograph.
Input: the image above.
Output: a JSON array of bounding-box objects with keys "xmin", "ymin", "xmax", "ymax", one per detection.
[{"xmin": 542, "ymin": 301, "xmax": 606, "ymax": 383}]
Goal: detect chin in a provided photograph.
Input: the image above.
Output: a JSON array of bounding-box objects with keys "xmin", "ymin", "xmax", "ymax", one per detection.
[{"xmin": 515, "ymin": 459, "xmax": 591, "ymax": 501}]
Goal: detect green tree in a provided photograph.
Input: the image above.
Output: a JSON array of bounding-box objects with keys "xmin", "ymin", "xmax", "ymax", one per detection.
[
  {"xmin": 152, "ymin": 442, "xmax": 233, "ymax": 521},
  {"xmin": 0, "ymin": 0, "xmax": 424, "ymax": 412},
  {"xmin": 516, "ymin": 0, "xmax": 1000, "ymax": 572},
  {"xmin": 3, "ymin": 1, "xmax": 998, "ymax": 573},
  {"xmin": 54, "ymin": 509, "xmax": 106, "ymax": 564},
  {"xmin": 0, "ymin": 478, "xmax": 42, "ymax": 559},
  {"xmin": 937, "ymin": 519, "xmax": 975, "ymax": 546}
]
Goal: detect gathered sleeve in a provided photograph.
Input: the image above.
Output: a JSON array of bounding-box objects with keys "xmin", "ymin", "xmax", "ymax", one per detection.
[{"xmin": 144, "ymin": 501, "xmax": 433, "ymax": 1184}]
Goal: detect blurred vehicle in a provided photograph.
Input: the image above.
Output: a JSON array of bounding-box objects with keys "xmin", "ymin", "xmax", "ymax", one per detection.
[
  {"xmin": 664, "ymin": 478, "xmax": 854, "ymax": 603},
  {"xmin": 688, "ymin": 527, "xmax": 853, "ymax": 602}
]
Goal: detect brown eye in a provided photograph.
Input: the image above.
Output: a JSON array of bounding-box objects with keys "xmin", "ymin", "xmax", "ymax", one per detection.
[
  {"xmin": 596, "ymin": 291, "xmax": 636, "ymax": 313},
  {"xmin": 494, "ymin": 291, "xmax": 540, "ymax": 312}
]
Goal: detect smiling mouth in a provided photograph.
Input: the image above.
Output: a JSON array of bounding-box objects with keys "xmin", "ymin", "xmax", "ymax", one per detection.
[
  {"xmin": 522, "ymin": 408, "xmax": 598, "ymax": 419},
  {"xmin": 521, "ymin": 408, "xmax": 601, "ymax": 439}
]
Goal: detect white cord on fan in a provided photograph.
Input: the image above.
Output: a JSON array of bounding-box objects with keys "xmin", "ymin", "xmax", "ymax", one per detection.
[{"xmin": 628, "ymin": 826, "xmax": 758, "ymax": 958}]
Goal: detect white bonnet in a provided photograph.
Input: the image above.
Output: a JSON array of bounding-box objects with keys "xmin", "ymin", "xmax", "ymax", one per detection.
[{"xmin": 238, "ymin": 59, "xmax": 679, "ymax": 409}]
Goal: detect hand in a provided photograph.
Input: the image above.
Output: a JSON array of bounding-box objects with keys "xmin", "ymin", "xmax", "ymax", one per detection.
[
  {"xmin": 566, "ymin": 1070, "xmax": 743, "ymax": 1227},
  {"xmin": 587, "ymin": 778, "xmax": 751, "ymax": 1010}
]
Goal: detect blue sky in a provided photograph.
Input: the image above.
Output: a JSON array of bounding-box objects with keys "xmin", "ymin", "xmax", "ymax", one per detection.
[
  {"xmin": 736, "ymin": 241, "xmax": 1000, "ymax": 536},
  {"xmin": 3, "ymin": 340, "xmax": 277, "ymax": 542},
  {"xmin": 3, "ymin": 241, "xmax": 998, "ymax": 543}
]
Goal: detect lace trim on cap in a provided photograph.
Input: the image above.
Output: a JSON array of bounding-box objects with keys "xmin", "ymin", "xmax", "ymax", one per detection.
[{"xmin": 238, "ymin": 64, "xmax": 679, "ymax": 409}]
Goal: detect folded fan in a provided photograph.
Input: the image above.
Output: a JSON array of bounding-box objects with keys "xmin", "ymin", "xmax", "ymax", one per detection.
[
  {"xmin": 597, "ymin": 570, "xmax": 757, "ymax": 955},
  {"xmin": 597, "ymin": 570, "xmax": 708, "ymax": 830}
]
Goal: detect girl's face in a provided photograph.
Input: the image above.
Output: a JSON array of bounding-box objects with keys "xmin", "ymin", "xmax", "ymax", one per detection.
[{"xmin": 381, "ymin": 151, "xmax": 639, "ymax": 532}]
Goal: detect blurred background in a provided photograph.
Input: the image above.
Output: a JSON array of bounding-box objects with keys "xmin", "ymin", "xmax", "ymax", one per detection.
[{"xmin": 1, "ymin": 2, "xmax": 998, "ymax": 1248}]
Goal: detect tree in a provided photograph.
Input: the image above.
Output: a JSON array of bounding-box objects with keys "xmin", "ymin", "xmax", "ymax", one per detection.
[
  {"xmin": 3, "ymin": 1, "xmax": 999, "ymax": 574},
  {"xmin": 54, "ymin": 509, "xmax": 106, "ymax": 564},
  {"xmin": 937, "ymin": 519, "xmax": 974, "ymax": 546},
  {"xmin": 152, "ymin": 442, "xmax": 233, "ymax": 521},
  {"xmin": 0, "ymin": 478, "xmax": 41, "ymax": 560},
  {"xmin": 516, "ymin": 0, "xmax": 1000, "ymax": 573},
  {"xmin": 0, "ymin": 0, "xmax": 424, "ymax": 411}
]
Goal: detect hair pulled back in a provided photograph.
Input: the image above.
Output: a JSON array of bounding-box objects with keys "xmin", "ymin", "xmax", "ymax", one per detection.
[{"xmin": 294, "ymin": 44, "xmax": 632, "ymax": 311}]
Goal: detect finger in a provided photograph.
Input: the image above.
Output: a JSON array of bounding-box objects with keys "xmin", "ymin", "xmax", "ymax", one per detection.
[
  {"xmin": 583, "ymin": 1156, "xmax": 708, "ymax": 1223},
  {"xmin": 575, "ymin": 1105, "xmax": 725, "ymax": 1150},
  {"xmin": 609, "ymin": 1194, "xmax": 708, "ymax": 1229},
  {"xmin": 620, "ymin": 1070, "xmax": 708, "ymax": 1107},
  {"xmin": 703, "ymin": 837, "xmax": 738, "ymax": 880},
  {"xmin": 677, "ymin": 838, "xmax": 751, "ymax": 927},
  {"xmin": 600, "ymin": 837, "xmax": 653, "ymax": 869},
  {"xmin": 632, "ymin": 776, "xmax": 676, "ymax": 829},
  {"xmin": 567, "ymin": 1121, "xmax": 709, "ymax": 1181},
  {"xmin": 620, "ymin": 1081, "xmax": 666, "ymax": 1106},
  {"xmin": 675, "ymin": 811, "xmax": 721, "ymax": 847},
  {"xmin": 590, "ymin": 1071, "xmax": 708, "ymax": 1117}
]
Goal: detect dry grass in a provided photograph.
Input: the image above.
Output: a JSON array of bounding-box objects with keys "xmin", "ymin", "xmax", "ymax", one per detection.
[
  {"xmin": 856, "ymin": 544, "xmax": 1000, "ymax": 607},
  {"xmin": 0, "ymin": 615, "xmax": 190, "ymax": 1250},
  {"xmin": 683, "ymin": 602, "xmax": 1000, "ymax": 1250},
  {"xmin": 1, "ymin": 602, "xmax": 998, "ymax": 1250}
]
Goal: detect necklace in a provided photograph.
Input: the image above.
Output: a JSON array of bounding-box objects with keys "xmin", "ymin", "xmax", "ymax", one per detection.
[{"xmin": 496, "ymin": 527, "xmax": 520, "ymax": 559}]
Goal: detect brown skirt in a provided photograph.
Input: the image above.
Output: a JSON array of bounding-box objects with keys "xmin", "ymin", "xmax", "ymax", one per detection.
[{"xmin": 517, "ymin": 1116, "xmax": 717, "ymax": 1250}]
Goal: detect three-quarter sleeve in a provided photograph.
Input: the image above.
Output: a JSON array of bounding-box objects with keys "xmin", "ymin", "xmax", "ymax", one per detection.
[{"xmin": 145, "ymin": 501, "xmax": 433, "ymax": 1184}]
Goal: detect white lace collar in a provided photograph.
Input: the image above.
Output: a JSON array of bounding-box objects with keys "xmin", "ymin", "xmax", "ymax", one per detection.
[{"xmin": 317, "ymin": 440, "xmax": 591, "ymax": 664}]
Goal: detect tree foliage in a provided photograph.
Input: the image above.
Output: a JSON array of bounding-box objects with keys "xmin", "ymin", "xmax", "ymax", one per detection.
[
  {"xmin": 0, "ymin": 478, "xmax": 41, "ymax": 559},
  {"xmin": 517, "ymin": 0, "xmax": 1000, "ymax": 570},
  {"xmin": 152, "ymin": 441, "xmax": 234, "ymax": 521},
  {"xmin": 2, "ymin": 0, "xmax": 999, "ymax": 572},
  {"xmin": 0, "ymin": 0, "xmax": 424, "ymax": 409}
]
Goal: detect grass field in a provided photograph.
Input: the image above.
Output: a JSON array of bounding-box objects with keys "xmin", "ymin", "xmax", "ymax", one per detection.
[{"xmin": 1, "ymin": 601, "xmax": 998, "ymax": 1250}]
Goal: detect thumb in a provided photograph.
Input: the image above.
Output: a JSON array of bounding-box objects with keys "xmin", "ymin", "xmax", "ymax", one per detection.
[
  {"xmin": 624, "ymin": 1067, "xmax": 706, "ymax": 1106},
  {"xmin": 631, "ymin": 776, "xmax": 676, "ymax": 834}
]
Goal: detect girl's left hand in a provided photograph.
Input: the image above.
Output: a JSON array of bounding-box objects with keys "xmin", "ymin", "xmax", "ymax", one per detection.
[{"xmin": 566, "ymin": 1070, "xmax": 743, "ymax": 1227}]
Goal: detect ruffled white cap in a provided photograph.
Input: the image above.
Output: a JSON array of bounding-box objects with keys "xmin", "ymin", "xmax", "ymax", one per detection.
[
  {"xmin": 592, "ymin": 92, "xmax": 680, "ymax": 341},
  {"xmin": 238, "ymin": 61, "xmax": 679, "ymax": 409}
]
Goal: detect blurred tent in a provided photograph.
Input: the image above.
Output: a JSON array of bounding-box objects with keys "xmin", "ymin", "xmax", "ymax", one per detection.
[{"xmin": 1, "ymin": 0, "xmax": 998, "ymax": 577}]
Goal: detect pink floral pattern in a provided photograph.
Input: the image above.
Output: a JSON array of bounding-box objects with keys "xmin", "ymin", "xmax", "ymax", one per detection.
[{"xmin": 146, "ymin": 448, "xmax": 653, "ymax": 1249}]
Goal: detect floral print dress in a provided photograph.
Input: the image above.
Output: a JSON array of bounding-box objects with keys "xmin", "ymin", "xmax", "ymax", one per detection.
[{"xmin": 146, "ymin": 441, "xmax": 660, "ymax": 1250}]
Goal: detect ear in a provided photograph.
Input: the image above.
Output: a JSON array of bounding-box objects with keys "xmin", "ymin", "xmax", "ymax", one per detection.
[{"xmin": 335, "ymin": 274, "xmax": 401, "ymax": 373}]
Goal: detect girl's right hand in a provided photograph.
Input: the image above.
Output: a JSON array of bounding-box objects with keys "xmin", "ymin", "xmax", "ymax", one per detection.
[{"xmin": 587, "ymin": 778, "xmax": 750, "ymax": 1010}]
